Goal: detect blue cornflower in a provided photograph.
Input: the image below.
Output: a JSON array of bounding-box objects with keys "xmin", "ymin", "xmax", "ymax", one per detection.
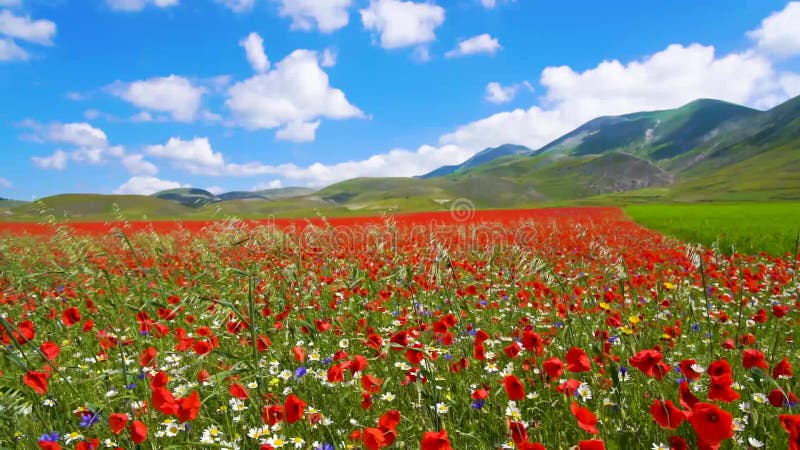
[
  {"xmin": 79, "ymin": 411, "xmax": 99, "ymax": 428},
  {"xmin": 691, "ymin": 323, "xmax": 701, "ymax": 332},
  {"xmin": 316, "ymin": 443, "xmax": 334, "ymax": 450},
  {"xmin": 471, "ymin": 399, "xmax": 485, "ymax": 410},
  {"xmin": 39, "ymin": 432, "xmax": 60, "ymax": 442},
  {"xmin": 322, "ymin": 357, "xmax": 333, "ymax": 365},
  {"xmin": 295, "ymin": 367, "xmax": 307, "ymax": 378}
]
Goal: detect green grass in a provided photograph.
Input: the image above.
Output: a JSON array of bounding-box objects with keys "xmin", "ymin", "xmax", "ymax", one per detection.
[{"xmin": 625, "ymin": 203, "xmax": 800, "ymax": 256}]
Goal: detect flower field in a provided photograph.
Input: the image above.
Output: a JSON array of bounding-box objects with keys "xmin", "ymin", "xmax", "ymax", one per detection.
[{"xmin": 0, "ymin": 207, "xmax": 798, "ymax": 450}]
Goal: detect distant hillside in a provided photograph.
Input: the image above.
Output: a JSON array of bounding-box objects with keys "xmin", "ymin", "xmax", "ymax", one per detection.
[
  {"xmin": 420, "ymin": 144, "xmax": 532, "ymax": 178},
  {"xmin": 3, "ymin": 95, "xmax": 798, "ymax": 221},
  {"xmin": 218, "ymin": 187, "xmax": 316, "ymax": 201}
]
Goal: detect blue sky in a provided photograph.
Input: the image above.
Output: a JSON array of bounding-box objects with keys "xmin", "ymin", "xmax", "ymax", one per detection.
[{"xmin": 1, "ymin": 0, "xmax": 799, "ymax": 199}]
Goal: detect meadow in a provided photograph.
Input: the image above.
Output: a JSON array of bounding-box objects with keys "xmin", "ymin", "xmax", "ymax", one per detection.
[
  {"xmin": 625, "ymin": 203, "xmax": 800, "ymax": 256},
  {"xmin": 0, "ymin": 207, "xmax": 798, "ymax": 450}
]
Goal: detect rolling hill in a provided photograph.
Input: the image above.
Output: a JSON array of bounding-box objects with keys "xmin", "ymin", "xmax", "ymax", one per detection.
[{"xmin": 2, "ymin": 94, "xmax": 798, "ymax": 221}]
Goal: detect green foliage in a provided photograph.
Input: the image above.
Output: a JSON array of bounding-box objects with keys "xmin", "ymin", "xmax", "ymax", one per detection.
[{"xmin": 625, "ymin": 203, "xmax": 800, "ymax": 255}]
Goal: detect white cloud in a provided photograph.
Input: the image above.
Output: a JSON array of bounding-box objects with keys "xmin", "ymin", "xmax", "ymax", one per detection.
[
  {"xmin": 240, "ymin": 32, "xmax": 269, "ymax": 73},
  {"xmin": 275, "ymin": 120, "xmax": 320, "ymax": 142},
  {"xmin": 0, "ymin": 177, "xmax": 11, "ymax": 188},
  {"xmin": 253, "ymin": 180, "xmax": 282, "ymax": 190},
  {"xmin": 146, "ymin": 137, "xmax": 226, "ymax": 174},
  {"xmin": 484, "ymin": 81, "xmax": 518, "ymax": 104},
  {"xmin": 143, "ymin": 136, "xmax": 474, "ymax": 187},
  {"xmin": 226, "ymin": 49, "xmax": 363, "ymax": 138},
  {"xmin": 130, "ymin": 111, "xmax": 154, "ymax": 122},
  {"xmin": 121, "ymin": 153, "xmax": 158, "ymax": 176},
  {"xmin": 748, "ymin": 1, "xmax": 800, "ymax": 58},
  {"xmin": 360, "ymin": 0, "xmax": 445, "ymax": 49},
  {"xmin": 49, "ymin": 122, "xmax": 108, "ymax": 148},
  {"xmin": 479, "ymin": 0, "xmax": 514, "ymax": 8},
  {"xmin": 445, "ymin": 33, "xmax": 501, "ymax": 58},
  {"xmin": 32, "ymin": 149, "xmax": 68, "ymax": 170},
  {"xmin": 442, "ymin": 43, "xmax": 796, "ymax": 151},
  {"xmin": 206, "ymin": 186, "xmax": 225, "ymax": 195},
  {"xmin": 105, "ymin": 0, "xmax": 179, "ymax": 12},
  {"xmin": 0, "ymin": 10, "xmax": 56, "ymax": 45},
  {"xmin": 114, "ymin": 176, "xmax": 188, "ymax": 195},
  {"xmin": 321, "ymin": 48, "xmax": 337, "ymax": 67},
  {"xmin": 216, "ymin": 0, "xmax": 254, "ymax": 13},
  {"xmin": 0, "ymin": 37, "xmax": 27, "ymax": 61},
  {"xmin": 111, "ymin": 75, "xmax": 206, "ymax": 122},
  {"xmin": 278, "ymin": 0, "xmax": 352, "ymax": 33}
]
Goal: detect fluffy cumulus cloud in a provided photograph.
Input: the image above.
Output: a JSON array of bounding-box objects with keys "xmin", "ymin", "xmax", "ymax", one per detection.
[
  {"xmin": 479, "ymin": 0, "xmax": 515, "ymax": 8},
  {"xmin": 111, "ymin": 75, "xmax": 206, "ymax": 122},
  {"xmin": 114, "ymin": 176, "xmax": 188, "ymax": 195},
  {"xmin": 25, "ymin": 121, "xmax": 159, "ymax": 175},
  {"xmin": 0, "ymin": 10, "xmax": 56, "ymax": 45},
  {"xmin": 240, "ymin": 32, "xmax": 269, "ymax": 73},
  {"xmin": 121, "ymin": 154, "xmax": 158, "ymax": 176},
  {"xmin": 0, "ymin": 176, "xmax": 11, "ymax": 188},
  {"xmin": 144, "ymin": 136, "xmax": 475, "ymax": 187},
  {"xmin": 278, "ymin": 0, "xmax": 352, "ymax": 33},
  {"xmin": 0, "ymin": 37, "xmax": 27, "ymax": 61},
  {"xmin": 32, "ymin": 149, "xmax": 68, "ymax": 170},
  {"xmin": 226, "ymin": 49, "xmax": 363, "ymax": 141},
  {"xmin": 445, "ymin": 33, "xmax": 501, "ymax": 58},
  {"xmin": 105, "ymin": 0, "xmax": 179, "ymax": 12},
  {"xmin": 748, "ymin": 1, "xmax": 800, "ymax": 58},
  {"xmin": 360, "ymin": 0, "xmax": 445, "ymax": 49},
  {"xmin": 252, "ymin": 179, "xmax": 282, "ymax": 190},
  {"xmin": 442, "ymin": 43, "xmax": 800, "ymax": 151},
  {"xmin": 216, "ymin": 0, "xmax": 254, "ymax": 13},
  {"xmin": 484, "ymin": 81, "xmax": 518, "ymax": 104}
]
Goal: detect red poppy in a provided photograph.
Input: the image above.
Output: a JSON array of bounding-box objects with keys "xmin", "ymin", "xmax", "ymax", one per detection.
[
  {"xmin": 176, "ymin": 390, "xmax": 201, "ymax": 422},
  {"xmin": 707, "ymin": 359, "xmax": 732, "ymax": 379},
  {"xmin": 378, "ymin": 409, "xmax": 401, "ymax": 431},
  {"xmin": 262, "ymin": 404, "xmax": 283, "ymax": 426},
  {"xmin": 420, "ymin": 429, "xmax": 453, "ymax": 450},
  {"xmin": 669, "ymin": 435, "xmax": 688, "ymax": 450},
  {"xmin": 678, "ymin": 359, "xmax": 702, "ymax": 381},
  {"xmin": 509, "ymin": 420, "xmax": 528, "ymax": 444},
  {"xmin": 768, "ymin": 388, "xmax": 798, "ymax": 407},
  {"xmin": 362, "ymin": 374, "xmax": 384, "ymax": 394},
  {"xmin": 557, "ymin": 378, "xmax": 581, "ymax": 397},
  {"xmin": 521, "ymin": 330, "xmax": 543, "ymax": 354},
  {"xmin": 361, "ymin": 392, "xmax": 374, "ymax": 410},
  {"xmin": 130, "ymin": 420, "xmax": 148, "ymax": 444},
  {"xmin": 519, "ymin": 442, "xmax": 547, "ymax": 450},
  {"xmin": 23, "ymin": 370, "xmax": 49, "ymax": 395},
  {"xmin": 779, "ymin": 414, "xmax": 800, "ymax": 450},
  {"xmin": 361, "ymin": 427, "xmax": 387, "ymax": 450},
  {"xmin": 678, "ymin": 380, "xmax": 699, "ymax": 410},
  {"xmin": 284, "ymin": 393, "xmax": 306, "ymax": 423},
  {"xmin": 40, "ymin": 341, "xmax": 60, "ymax": 361},
  {"xmin": 629, "ymin": 349, "xmax": 668, "ymax": 380},
  {"xmin": 566, "ymin": 347, "xmax": 591, "ymax": 373},
  {"xmin": 109, "ymin": 413, "xmax": 129, "ymax": 434},
  {"xmin": 192, "ymin": 340, "xmax": 212, "ymax": 355},
  {"xmin": 570, "ymin": 401, "xmax": 599, "ymax": 434},
  {"xmin": 504, "ymin": 342, "xmax": 521, "ymax": 359},
  {"xmin": 229, "ymin": 383, "xmax": 249, "ymax": 400},
  {"xmin": 75, "ymin": 438, "xmax": 99, "ymax": 450},
  {"xmin": 742, "ymin": 349, "xmax": 769, "ymax": 370},
  {"xmin": 38, "ymin": 442, "xmax": 61, "ymax": 450},
  {"xmin": 578, "ymin": 440, "xmax": 605, "ymax": 450},
  {"xmin": 688, "ymin": 402, "xmax": 734, "ymax": 447},
  {"xmin": 138, "ymin": 347, "xmax": 157, "ymax": 367},
  {"xmin": 503, "ymin": 375, "xmax": 526, "ymax": 401},
  {"xmin": 61, "ymin": 307, "xmax": 81, "ymax": 327},
  {"xmin": 774, "ymin": 357, "xmax": 794, "ymax": 379},
  {"xmin": 542, "ymin": 357, "xmax": 564, "ymax": 379},
  {"xmin": 707, "ymin": 374, "xmax": 740, "ymax": 402},
  {"xmin": 650, "ymin": 399, "xmax": 685, "ymax": 429},
  {"xmin": 151, "ymin": 386, "xmax": 178, "ymax": 416}
]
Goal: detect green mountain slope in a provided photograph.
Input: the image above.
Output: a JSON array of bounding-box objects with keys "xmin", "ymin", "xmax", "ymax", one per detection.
[
  {"xmin": 153, "ymin": 188, "xmax": 220, "ymax": 207},
  {"xmin": 419, "ymin": 144, "xmax": 533, "ymax": 178}
]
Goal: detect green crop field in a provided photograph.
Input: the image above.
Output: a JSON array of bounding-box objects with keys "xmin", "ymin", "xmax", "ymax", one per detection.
[{"xmin": 625, "ymin": 203, "xmax": 800, "ymax": 256}]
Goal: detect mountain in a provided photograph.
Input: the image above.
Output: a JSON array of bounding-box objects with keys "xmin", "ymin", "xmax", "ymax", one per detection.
[
  {"xmin": 218, "ymin": 187, "xmax": 316, "ymax": 201},
  {"xmin": 3, "ymin": 95, "xmax": 797, "ymax": 221},
  {"xmin": 153, "ymin": 188, "xmax": 220, "ymax": 207},
  {"xmin": 538, "ymin": 99, "xmax": 759, "ymax": 160},
  {"xmin": 420, "ymin": 144, "xmax": 533, "ymax": 178}
]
